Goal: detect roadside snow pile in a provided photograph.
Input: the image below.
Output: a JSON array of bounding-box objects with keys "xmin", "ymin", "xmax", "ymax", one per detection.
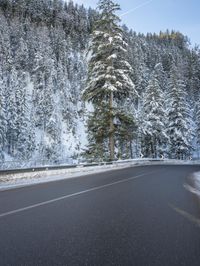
[
  {"xmin": 0, "ymin": 159, "xmax": 200, "ymax": 191},
  {"xmin": 193, "ymin": 172, "xmax": 200, "ymax": 197},
  {"xmin": 0, "ymin": 162, "xmax": 139, "ymax": 190},
  {"xmin": 184, "ymin": 172, "xmax": 200, "ymax": 198}
]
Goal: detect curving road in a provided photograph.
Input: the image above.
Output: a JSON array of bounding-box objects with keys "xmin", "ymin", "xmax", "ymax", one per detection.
[{"xmin": 0, "ymin": 165, "xmax": 200, "ymax": 266}]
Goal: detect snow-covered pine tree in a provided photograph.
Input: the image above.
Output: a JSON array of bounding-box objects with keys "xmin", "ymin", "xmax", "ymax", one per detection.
[
  {"xmin": 195, "ymin": 97, "xmax": 200, "ymax": 156},
  {"xmin": 154, "ymin": 63, "xmax": 167, "ymax": 92},
  {"xmin": 0, "ymin": 70, "xmax": 7, "ymax": 160},
  {"xmin": 167, "ymin": 64, "xmax": 193, "ymax": 159},
  {"xmin": 85, "ymin": 102, "xmax": 110, "ymax": 161},
  {"xmin": 15, "ymin": 72, "xmax": 35, "ymax": 161},
  {"xmin": 6, "ymin": 68, "xmax": 19, "ymax": 157},
  {"xmin": 83, "ymin": 0, "xmax": 136, "ymax": 160},
  {"xmin": 187, "ymin": 46, "xmax": 200, "ymax": 101},
  {"xmin": 140, "ymin": 69, "xmax": 168, "ymax": 158},
  {"xmin": 115, "ymin": 108, "xmax": 137, "ymax": 159}
]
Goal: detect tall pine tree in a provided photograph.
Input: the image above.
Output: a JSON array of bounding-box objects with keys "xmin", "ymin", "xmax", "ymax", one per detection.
[
  {"xmin": 167, "ymin": 64, "xmax": 193, "ymax": 159},
  {"xmin": 83, "ymin": 0, "xmax": 137, "ymax": 160},
  {"xmin": 140, "ymin": 69, "xmax": 168, "ymax": 158}
]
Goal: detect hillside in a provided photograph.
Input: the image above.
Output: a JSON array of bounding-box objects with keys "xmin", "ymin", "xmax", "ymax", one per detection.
[{"xmin": 0, "ymin": 0, "xmax": 200, "ymax": 167}]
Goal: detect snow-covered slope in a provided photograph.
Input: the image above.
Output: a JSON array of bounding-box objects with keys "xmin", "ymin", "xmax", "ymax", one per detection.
[
  {"xmin": 0, "ymin": 3, "xmax": 92, "ymax": 165},
  {"xmin": 0, "ymin": 0, "xmax": 200, "ymax": 168}
]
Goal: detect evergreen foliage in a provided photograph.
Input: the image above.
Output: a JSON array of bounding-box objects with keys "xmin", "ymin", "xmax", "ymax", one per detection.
[
  {"xmin": 196, "ymin": 97, "xmax": 200, "ymax": 147},
  {"xmin": 0, "ymin": 0, "xmax": 199, "ymax": 166},
  {"xmin": 167, "ymin": 64, "xmax": 193, "ymax": 159},
  {"xmin": 140, "ymin": 67, "xmax": 168, "ymax": 158},
  {"xmin": 0, "ymin": 71, "xmax": 7, "ymax": 160},
  {"xmin": 83, "ymin": 0, "xmax": 137, "ymax": 160}
]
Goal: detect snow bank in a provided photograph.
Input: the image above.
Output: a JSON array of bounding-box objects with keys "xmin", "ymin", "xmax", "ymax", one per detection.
[
  {"xmin": 184, "ymin": 171, "xmax": 200, "ymax": 198},
  {"xmin": 1, "ymin": 159, "xmax": 200, "ymax": 191},
  {"xmin": 0, "ymin": 162, "xmax": 139, "ymax": 191},
  {"xmin": 191, "ymin": 172, "xmax": 200, "ymax": 197}
]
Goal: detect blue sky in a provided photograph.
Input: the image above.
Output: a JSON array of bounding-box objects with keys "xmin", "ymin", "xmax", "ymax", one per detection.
[{"xmin": 73, "ymin": 0, "xmax": 200, "ymax": 46}]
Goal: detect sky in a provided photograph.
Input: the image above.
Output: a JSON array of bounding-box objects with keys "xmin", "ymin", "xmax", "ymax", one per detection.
[{"xmin": 72, "ymin": 0, "xmax": 200, "ymax": 46}]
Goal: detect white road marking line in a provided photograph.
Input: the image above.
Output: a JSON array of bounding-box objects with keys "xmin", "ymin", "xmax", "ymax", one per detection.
[
  {"xmin": 170, "ymin": 204, "xmax": 200, "ymax": 228},
  {"xmin": 184, "ymin": 183, "xmax": 200, "ymax": 197},
  {"xmin": 0, "ymin": 170, "xmax": 158, "ymax": 219}
]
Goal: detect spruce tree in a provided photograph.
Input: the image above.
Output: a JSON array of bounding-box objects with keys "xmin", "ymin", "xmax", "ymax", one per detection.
[
  {"xmin": 0, "ymin": 71, "xmax": 7, "ymax": 160},
  {"xmin": 83, "ymin": 0, "xmax": 136, "ymax": 160},
  {"xmin": 195, "ymin": 97, "xmax": 200, "ymax": 156},
  {"xmin": 85, "ymin": 103, "xmax": 110, "ymax": 161},
  {"xmin": 6, "ymin": 68, "xmax": 19, "ymax": 156},
  {"xmin": 167, "ymin": 64, "xmax": 193, "ymax": 159},
  {"xmin": 140, "ymin": 70, "xmax": 167, "ymax": 158},
  {"xmin": 15, "ymin": 72, "xmax": 35, "ymax": 161}
]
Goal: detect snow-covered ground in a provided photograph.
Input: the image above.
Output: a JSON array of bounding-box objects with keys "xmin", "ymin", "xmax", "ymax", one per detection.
[
  {"xmin": 184, "ymin": 168, "xmax": 200, "ymax": 199},
  {"xmin": 0, "ymin": 162, "xmax": 141, "ymax": 191},
  {"xmin": 1, "ymin": 159, "xmax": 200, "ymax": 191},
  {"xmin": 194, "ymin": 173, "xmax": 200, "ymax": 196},
  {"xmin": 185, "ymin": 172, "xmax": 200, "ymax": 197}
]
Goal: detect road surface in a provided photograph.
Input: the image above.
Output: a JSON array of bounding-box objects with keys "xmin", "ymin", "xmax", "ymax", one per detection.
[{"xmin": 0, "ymin": 165, "xmax": 200, "ymax": 266}]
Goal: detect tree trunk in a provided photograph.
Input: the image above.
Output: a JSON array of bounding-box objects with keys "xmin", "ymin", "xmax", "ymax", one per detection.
[
  {"xmin": 150, "ymin": 140, "xmax": 154, "ymax": 158},
  {"xmin": 130, "ymin": 139, "xmax": 133, "ymax": 159},
  {"xmin": 109, "ymin": 91, "xmax": 114, "ymax": 161}
]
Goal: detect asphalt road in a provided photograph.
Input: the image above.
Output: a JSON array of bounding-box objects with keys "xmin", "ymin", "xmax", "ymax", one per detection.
[{"xmin": 0, "ymin": 165, "xmax": 200, "ymax": 266}]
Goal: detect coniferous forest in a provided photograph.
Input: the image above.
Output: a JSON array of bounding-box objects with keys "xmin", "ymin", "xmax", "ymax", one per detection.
[{"xmin": 0, "ymin": 0, "xmax": 200, "ymax": 167}]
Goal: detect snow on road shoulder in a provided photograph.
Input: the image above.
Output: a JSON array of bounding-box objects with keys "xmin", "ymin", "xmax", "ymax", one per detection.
[
  {"xmin": 1, "ymin": 159, "xmax": 200, "ymax": 191},
  {"xmin": 0, "ymin": 162, "xmax": 139, "ymax": 191},
  {"xmin": 193, "ymin": 172, "xmax": 200, "ymax": 196},
  {"xmin": 184, "ymin": 171, "xmax": 200, "ymax": 198}
]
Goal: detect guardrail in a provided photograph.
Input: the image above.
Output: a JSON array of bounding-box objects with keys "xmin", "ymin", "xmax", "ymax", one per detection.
[
  {"xmin": 0, "ymin": 158, "xmax": 200, "ymax": 176},
  {"xmin": 0, "ymin": 161, "xmax": 118, "ymax": 176}
]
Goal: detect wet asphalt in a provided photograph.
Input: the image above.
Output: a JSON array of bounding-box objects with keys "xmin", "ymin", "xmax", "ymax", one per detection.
[{"xmin": 0, "ymin": 165, "xmax": 200, "ymax": 266}]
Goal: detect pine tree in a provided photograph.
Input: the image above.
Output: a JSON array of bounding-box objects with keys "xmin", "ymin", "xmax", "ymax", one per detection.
[
  {"xmin": 6, "ymin": 68, "xmax": 19, "ymax": 156},
  {"xmin": 187, "ymin": 46, "xmax": 200, "ymax": 101},
  {"xmin": 167, "ymin": 64, "xmax": 193, "ymax": 159},
  {"xmin": 83, "ymin": 0, "xmax": 136, "ymax": 160},
  {"xmin": 0, "ymin": 70, "xmax": 7, "ymax": 160},
  {"xmin": 85, "ymin": 103, "xmax": 110, "ymax": 161},
  {"xmin": 115, "ymin": 108, "xmax": 137, "ymax": 159},
  {"xmin": 140, "ymin": 70, "xmax": 168, "ymax": 158},
  {"xmin": 15, "ymin": 72, "xmax": 35, "ymax": 160},
  {"xmin": 195, "ymin": 96, "xmax": 200, "ymax": 159}
]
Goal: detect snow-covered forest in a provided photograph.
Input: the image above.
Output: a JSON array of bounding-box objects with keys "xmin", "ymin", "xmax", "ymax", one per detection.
[{"xmin": 0, "ymin": 0, "xmax": 200, "ymax": 167}]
